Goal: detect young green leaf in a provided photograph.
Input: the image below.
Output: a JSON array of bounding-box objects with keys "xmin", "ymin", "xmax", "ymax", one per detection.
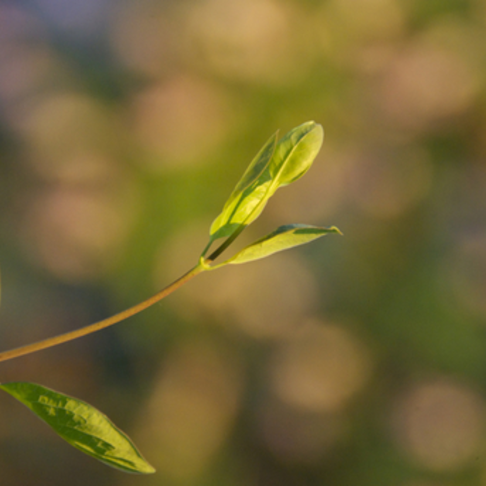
[
  {"xmin": 0, "ymin": 382, "xmax": 155, "ymax": 474},
  {"xmin": 222, "ymin": 224, "xmax": 341, "ymax": 265},
  {"xmin": 269, "ymin": 121, "xmax": 324, "ymax": 187},
  {"xmin": 207, "ymin": 131, "xmax": 278, "ymax": 245},
  {"xmin": 206, "ymin": 121, "xmax": 324, "ymax": 254}
]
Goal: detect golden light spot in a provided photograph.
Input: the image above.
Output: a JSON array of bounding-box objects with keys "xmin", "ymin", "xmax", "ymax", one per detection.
[
  {"xmin": 269, "ymin": 320, "xmax": 372, "ymax": 412},
  {"xmin": 14, "ymin": 92, "xmax": 118, "ymax": 161},
  {"xmin": 20, "ymin": 177, "xmax": 138, "ymax": 282},
  {"xmin": 132, "ymin": 76, "xmax": 232, "ymax": 170},
  {"xmin": 379, "ymin": 43, "xmax": 479, "ymax": 130},
  {"xmin": 392, "ymin": 379, "xmax": 485, "ymax": 471},
  {"xmin": 181, "ymin": 0, "xmax": 312, "ymax": 86}
]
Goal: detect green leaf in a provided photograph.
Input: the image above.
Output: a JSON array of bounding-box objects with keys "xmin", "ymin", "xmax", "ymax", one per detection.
[
  {"xmin": 269, "ymin": 121, "xmax": 324, "ymax": 187},
  {"xmin": 206, "ymin": 121, "xmax": 324, "ymax": 252},
  {"xmin": 223, "ymin": 224, "xmax": 342, "ymax": 265},
  {"xmin": 0, "ymin": 382, "xmax": 155, "ymax": 474},
  {"xmin": 208, "ymin": 131, "xmax": 278, "ymax": 245}
]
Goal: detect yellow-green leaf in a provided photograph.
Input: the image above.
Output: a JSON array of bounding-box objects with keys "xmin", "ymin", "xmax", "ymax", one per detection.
[
  {"xmin": 269, "ymin": 121, "xmax": 324, "ymax": 186},
  {"xmin": 208, "ymin": 131, "xmax": 278, "ymax": 244},
  {"xmin": 206, "ymin": 121, "xmax": 324, "ymax": 254},
  {"xmin": 223, "ymin": 224, "xmax": 341, "ymax": 265}
]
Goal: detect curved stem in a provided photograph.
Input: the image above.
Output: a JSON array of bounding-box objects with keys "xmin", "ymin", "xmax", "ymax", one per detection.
[{"xmin": 0, "ymin": 263, "xmax": 205, "ymax": 363}]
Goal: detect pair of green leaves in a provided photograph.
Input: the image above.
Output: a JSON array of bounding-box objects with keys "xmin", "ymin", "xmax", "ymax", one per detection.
[
  {"xmin": 202, "ymin": 121, "xmax": 340, "ymax": 266},
  {"xmin": 0, "ymin": 121, "xmax": 340, "ymax": 475}
]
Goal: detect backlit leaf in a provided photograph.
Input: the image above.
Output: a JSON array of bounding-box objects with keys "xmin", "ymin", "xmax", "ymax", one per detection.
[
  {"xmin": 0, "ymin": 382, "xmax": 155, "ymax": 474},
  {"xmin": 269, "ymin": 121, "xmax": 324, "ymax": 186},
  {"xmin": 223, "ymin": 224, "xmax": 341, "ymax": 265},
  {"xmin": 208, "ymin": 131, "xmax": 278, "ymax": 245},
  {"xmin": 206, "ymin": 122, "xmax": 324, "ymax": 253}
]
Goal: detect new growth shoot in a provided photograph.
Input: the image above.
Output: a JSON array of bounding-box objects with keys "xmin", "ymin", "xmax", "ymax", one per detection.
[{"xmin": 0, "ymin": 121, "xmax": 341, "ymax": 474}]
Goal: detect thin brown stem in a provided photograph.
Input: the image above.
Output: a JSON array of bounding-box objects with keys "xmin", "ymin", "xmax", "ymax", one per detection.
[{"xmin": 0, "ymin": 263, "xmax": 205, "ymax": 363}]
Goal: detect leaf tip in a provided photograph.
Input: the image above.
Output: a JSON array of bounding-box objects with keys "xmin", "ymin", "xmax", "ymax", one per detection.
[
  {"xmin": 303, "ymin": 120, "xmax": 324, "ymax": 138},
  {"xmin": 139, "ymin": 463, "xmax": 156, "ymax": 475},
  {"xmin": 329, "ymin": 226, "xmax": 343, "ymax": 236}
]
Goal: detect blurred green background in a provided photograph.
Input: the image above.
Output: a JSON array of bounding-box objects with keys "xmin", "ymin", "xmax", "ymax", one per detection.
[{"xmin": 1, "ymin": 0, "xmax": 486, "ymax": 485}]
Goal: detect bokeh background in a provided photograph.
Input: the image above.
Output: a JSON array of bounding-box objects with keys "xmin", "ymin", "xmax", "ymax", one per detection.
[{"xmin": 1, "ymin": 0, "xmax": 486, "ymax": 485}]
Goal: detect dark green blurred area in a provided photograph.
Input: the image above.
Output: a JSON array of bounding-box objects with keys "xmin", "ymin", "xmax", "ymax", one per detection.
[{"xmin": 1, "ymin": 0, "xmax": 486, "ymax": 485}]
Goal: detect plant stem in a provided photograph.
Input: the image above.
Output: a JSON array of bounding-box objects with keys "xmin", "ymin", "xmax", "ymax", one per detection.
[
  {"xmin": 0, "ymin": 263, "xmax": 205, "ymax": 363},
  {"xmin": 207, "ymin": 224, "xmax": 247, "ymax": 262}
]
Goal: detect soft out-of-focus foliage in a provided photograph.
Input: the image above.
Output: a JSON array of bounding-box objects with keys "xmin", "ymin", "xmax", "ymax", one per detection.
[
  {"xmin": 1, "ymin": 0, "xmax": 486, "ymax": 485},
  {"xmin": 0, "ymin": 382, "xmax": 155, "ymax": 474}
]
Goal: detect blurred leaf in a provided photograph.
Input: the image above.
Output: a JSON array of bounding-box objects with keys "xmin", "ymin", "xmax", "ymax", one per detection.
[
  {"xmin": 0, "ymin": 382, "xmax": 155, "ymax": 474},
  {"xmin": 223, "ymin": 224, "xmax": 341, "ymax": 265},
  {"xmin": 207, "ymin": 122, "xmax": 324, "ymax": 250}
]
